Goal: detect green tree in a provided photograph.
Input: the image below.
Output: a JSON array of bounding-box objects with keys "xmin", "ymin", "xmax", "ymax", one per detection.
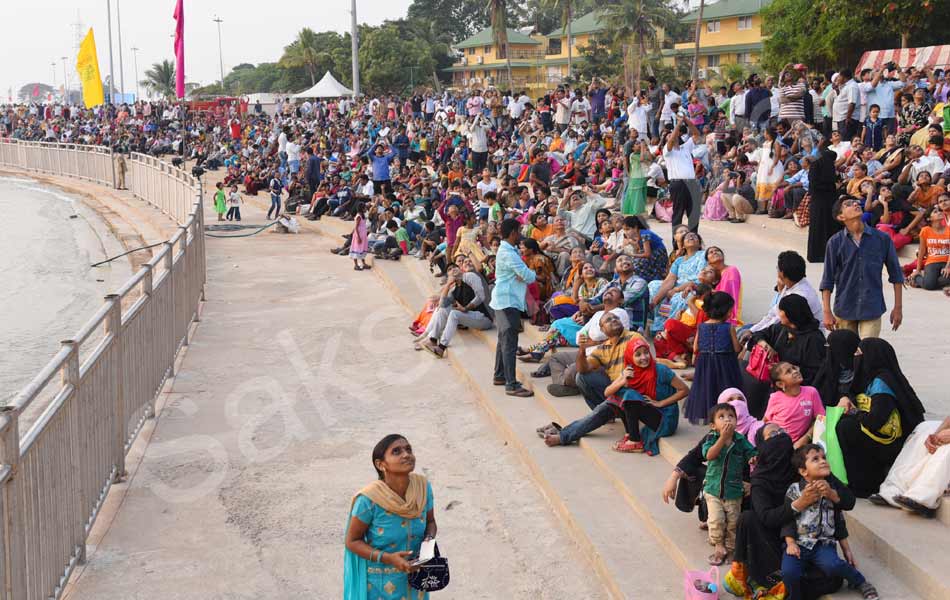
[
  {"xmin": 280, "ymin": 28, "xmax": 326, "ymax": 85},
  {"xmin": 575, "ymin": 36, "xmax": 622, "ymax": 82},
  {"xmin": 602, "ymin": 0, "xmax": 672, "ymax": 92},
  {"xmin": 487, "ymin": 0, "xmax": 513, "ymax": 87},
  {"xmin": 359, "ymin": 24, "xmax": 436, "ymax": 94},
  {"xmin": 141, "ymin": 60, "xmax": 176, "ymax": 99},
  {"xmin": 407, "ymin": 0, "xmax": 488, "ymax": 43}
]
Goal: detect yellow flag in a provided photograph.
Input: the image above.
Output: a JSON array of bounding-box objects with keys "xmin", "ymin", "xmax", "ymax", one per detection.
[{"xmin": 76, "ymin": 28, "xmax": 105, "ymax": 108}]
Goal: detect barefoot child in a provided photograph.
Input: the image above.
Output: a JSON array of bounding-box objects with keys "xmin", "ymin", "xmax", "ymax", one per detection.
[
  {"xmin": 782, "ymin": 445, "xmax": 879, "ymax": 600},
  {"xmin": 349, "ymin": 202, "xmax": 370, "ymax": 271},
  {"xmin": 702, "ymin": 402, "xmax": 757, "ymax": 565},
  {"xmin": 213, "ymin": 181, "xmax": 227, "ymax": 221}
]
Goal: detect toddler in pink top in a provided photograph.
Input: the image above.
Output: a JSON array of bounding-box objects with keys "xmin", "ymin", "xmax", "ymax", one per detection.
[{"xmin": 764, "ymin": 361, "xmax": 825, "ymax": 447}]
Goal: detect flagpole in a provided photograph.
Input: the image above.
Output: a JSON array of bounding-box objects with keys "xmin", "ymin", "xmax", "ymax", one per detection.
[
  {"xmin": 106, "ymin": 0, "xmax": 116, "ymax": 104},
  {"xmin": 117, "ymin": 0, "xmax": 125, "ymax": 99}
]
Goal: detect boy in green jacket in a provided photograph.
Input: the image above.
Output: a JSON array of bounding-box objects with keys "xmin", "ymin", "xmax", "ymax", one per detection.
[{"xmin": 702, "ymin": 402, "xmax": 757, "ymax": 565}]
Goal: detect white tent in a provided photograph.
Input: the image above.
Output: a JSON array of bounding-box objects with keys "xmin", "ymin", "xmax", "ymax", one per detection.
[{"xmin": 292, "ymin": 72, "xmax": 354, "ymax": 98}]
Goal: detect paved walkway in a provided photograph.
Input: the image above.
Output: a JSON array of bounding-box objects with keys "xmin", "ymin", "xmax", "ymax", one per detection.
[
  {"xmin": 62, "ymin": 182, "xmax": 950, "ymax": 599},
  {"xmin": 63, "ymin": 189, "xmax": 602, "ymax": 599}
]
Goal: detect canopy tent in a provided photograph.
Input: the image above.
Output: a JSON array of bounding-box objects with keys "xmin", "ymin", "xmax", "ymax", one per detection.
[
  {"xmin": 857, "ymin": 45, "xmax": 950, "ymax": 72},
  {"xmin": 292, "ymin": 72, "xmax": 354, "ymax": 98}
]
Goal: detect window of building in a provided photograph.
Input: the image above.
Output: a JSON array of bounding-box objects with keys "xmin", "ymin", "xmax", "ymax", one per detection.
[
  {"xmin": 706, "ymin": 54, "xmax": 721, "ymax": 67},
  {"xmin": 484, "ymin": 46, "xmax": 491, "ymax": 54},
  {"xmin": 706, "ymin": 20, "xmax": 720, "ymax": 33},
  {"xmin": 547, "ymin": 39, "xmax": 562, "ymax": 55},
  {"xmin": 737, "ymin": 52, "xmax": 752, "ymax": 64},
  {"xmin": 468, "ymin": 47, "xmax": 474, "ymax": 55},
  {"xmin": 738, "ymin": 16, "xmax": 753, "ymax": 30}
]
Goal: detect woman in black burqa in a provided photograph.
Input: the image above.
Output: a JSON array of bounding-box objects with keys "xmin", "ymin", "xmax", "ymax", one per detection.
[
  {"xmin": 806, "ymin": 138, "xmax": 840, "ymax": 263},
  {"xmin": 835, "ymin": 337, "xmax": 927, "ymax": 497}
]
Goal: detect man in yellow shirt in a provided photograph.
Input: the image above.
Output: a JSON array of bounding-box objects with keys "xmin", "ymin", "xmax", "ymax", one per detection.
[{"xmin": 575, "ymin": 312, "xmax": 644, "ymax": 408}]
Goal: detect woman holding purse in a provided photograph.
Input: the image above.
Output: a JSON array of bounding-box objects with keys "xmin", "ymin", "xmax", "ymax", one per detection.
[{"xmin": 344, "ymin": 435, "xmax": 438, "ymax": 600}]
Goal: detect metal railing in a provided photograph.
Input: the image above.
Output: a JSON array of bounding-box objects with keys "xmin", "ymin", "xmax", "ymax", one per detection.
[{"xmin": 0, "ymin": 138, "xmax": 206, "ymax": 600}]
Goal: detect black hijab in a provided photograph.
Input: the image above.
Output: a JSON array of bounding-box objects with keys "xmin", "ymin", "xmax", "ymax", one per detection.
[
  {"xmin": 751, "ymin": 427, "xmax": 797, "ymax": 499},
  {"xmin": 813, "ymin": 329, "xmax": 860, "ymax": 406},
  {"xmin": 852, "ymin": 338, "xmax": 926, "ymax": 431},
  {"xmin": 778, "ymin": 294, "xmax": 818, "ymax": 332}
]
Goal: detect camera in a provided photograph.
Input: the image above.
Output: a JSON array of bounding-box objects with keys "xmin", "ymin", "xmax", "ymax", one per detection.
[{"xmin": 191, "ymin": 165, "xmax": 206, "ymax": 179}]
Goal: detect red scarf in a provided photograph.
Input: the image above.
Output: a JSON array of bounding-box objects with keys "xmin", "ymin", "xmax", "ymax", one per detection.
[{"xmin": 623, "ymin": 338, "xmax": 658, "ymax": 399}]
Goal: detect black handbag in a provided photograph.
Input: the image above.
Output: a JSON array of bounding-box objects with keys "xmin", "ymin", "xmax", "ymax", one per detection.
[{"xmin": 408, "ymin": 542, "xmax": 450, "ymax": 592}]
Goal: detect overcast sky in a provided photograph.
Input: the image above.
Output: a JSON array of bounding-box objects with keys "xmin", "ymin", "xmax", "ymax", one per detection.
[{"xmin": 2, "ymin": 0, "xmax": 413, "ymax": 99}]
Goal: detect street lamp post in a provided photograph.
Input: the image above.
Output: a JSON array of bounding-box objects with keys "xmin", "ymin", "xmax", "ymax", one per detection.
[
  {"xmin": 350, "ymin": 0, "xmax": 360, "ymax": 97},
  {"xmin": 213, "ymin": 16, "xmax": 225, "ymax": 90},
  {"xmin": 117, "ymin": 0, "xmax": 125, "ymax": 98},
  {"xmin": 51, "ymin": 62, "xmax": 58, "ymax": 92},
  {"xmin": 131, "ymin": 46, "xmax": 140, "ymax": 101}
]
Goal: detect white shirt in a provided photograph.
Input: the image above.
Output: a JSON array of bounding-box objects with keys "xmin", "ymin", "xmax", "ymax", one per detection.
[
  {"xmin": 627, "ymin": 101, "xmax": 652, "ymax": 134},
  {"xmin": 749, "ymin": 278, "xmax": 824, "ymax": 333},
  {"xmin": 570, "ymin": 98, "xmax": 591, "ymax": 124},
  {"xmin": 467, "ymin": 123, "xmax": 489, "ymax": 153},
  {"xmin": 508, "ymin": 97, "xmax": 524, "ymax": 119},
  {"xmin": 663, "ymin": 137, "xmax": 697, "ymax": 180},
  {"xmin": 286, "ymin": 141, "xmax": 301, "ymax": 162},
  {"xmin": 555, "ymin": 98, "xmax": 572, "ymax": 124},
  {"xmin": 832, "ymin": 80, "xmax": 859, "ymax": 122},
  {"xmin": 278, "ymin": 131, "xmax": 288, "ymax": 153},
  {"xmin": 769, "ymin": 86, "xmax": 781, "ymax": 116},
  {"xmin": 660, "ymin": 91, "xmax": 679, "ymax": 121},
  {"xmin": 731, "ymin": 90, "xmax": 747, "ymax": 121},
  {"xmin": 476, "ymin": 179, "xmax": 498, "ymax": 208}
]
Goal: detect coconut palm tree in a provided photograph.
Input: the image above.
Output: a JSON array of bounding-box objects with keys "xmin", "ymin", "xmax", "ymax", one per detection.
[
  {"xmin": 544, "ymin": 0, "xmax": 575, "ymax": 80},
  {"xmin": 486, "ymin": 0, "xmax": 513, "ymax": 88},
  {"xmin": 280, "ymin": 28, "xmax": 322, "ymax": 86},
  {"xmin": 603, "ymin": 0, "xmax": 670, "ymax": 93},
  {"xmin": 141, "ymin": 60, "xmax": 176, "ymax": 99},
  {"xmin": 691, "ymin": 0, "xmax": 705, "ymax": 81}
]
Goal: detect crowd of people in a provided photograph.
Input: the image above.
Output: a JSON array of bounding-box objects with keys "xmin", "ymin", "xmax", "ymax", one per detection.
[{"xmin": 6, "ymin": 60, "xmax": 950, "ymax": 600}]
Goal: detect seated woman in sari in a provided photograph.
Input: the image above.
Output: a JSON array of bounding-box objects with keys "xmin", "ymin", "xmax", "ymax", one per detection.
[
  {"xmin": 540, "ymin": 338, "xmax": 687, "ymax": 455},
  {"xmin": 546, "ymin": 248, "xmax": 590, "ymax": 321},
  {"xmin": 742, "ymin": 295, "xmax": 826, "ymax": 418},
  {"xmin": 706, "ymin": 245, "xmax": 743, "ymax": 325},
  {"xmin": 834, "ymin": 338, "xmax": 927, "ymax": 498},
  {"xmin": 521, "ymin": 238, "xmax": 556, "ymax": 320},
  {"xmin": 874, "ymin": 417, "xmax": 950, "ymax": 518},
  {"xmin": 724, "ymin": 424, "xmax": 846, "ymax": 600},
  {"xmin": 647, "ymin": 231, "xmax": 707, "ymax": 333},
  {"xmin": 344, "ymin": 435, "xmax": 437, "ymax": 600}
]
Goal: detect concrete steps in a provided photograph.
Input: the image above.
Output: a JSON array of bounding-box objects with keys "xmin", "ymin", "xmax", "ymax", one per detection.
[{"xmin": 302, "ymin": 213, "xmax": 941, "ymax": 599}]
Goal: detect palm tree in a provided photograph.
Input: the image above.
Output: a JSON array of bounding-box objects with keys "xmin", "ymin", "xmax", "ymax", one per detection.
[
  {"xmin": 603, "ymin": 0, "xmax": 670, "ymax": 93},
  {"xmin": 280, "ymin": 28, "xmax": 322, "ymax": 85},
  {"xmin": 141, "ymin": 60, "xmax": 176, "ymax": 99},
  {"xmin": 486, "ymin": 0, "xmax": 513, "ymax": 88},
  {"xmin": 545, "ymin": 0, "xmax": 574, "ymax": 81},
  {"xmin": 691, "ymin": 0, "xmax": 705, "ymax": 81}
]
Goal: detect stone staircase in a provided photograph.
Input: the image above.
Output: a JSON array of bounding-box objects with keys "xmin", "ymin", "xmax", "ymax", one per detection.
[{"xmin": 272, "ymin": 206, "xmax": 945, "ymax": 599}]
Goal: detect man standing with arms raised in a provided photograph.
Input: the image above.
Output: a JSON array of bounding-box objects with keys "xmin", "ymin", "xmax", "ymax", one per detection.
[
  {"xmin": 663, "ymin": 114, "xmax": 703, "ymax": 235},
  {"xmin": 491, "ymin": 219, "xmax": 537, "ymax": 397}
]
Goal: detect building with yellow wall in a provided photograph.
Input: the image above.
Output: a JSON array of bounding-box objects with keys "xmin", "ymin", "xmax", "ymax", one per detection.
[
  {"xmin": 663, "ymin": 0, "xmax": 772, "ymax": 74},
  {"xmin": 444, "ymin": 10, "xmax": 664, "ymax": 93}
]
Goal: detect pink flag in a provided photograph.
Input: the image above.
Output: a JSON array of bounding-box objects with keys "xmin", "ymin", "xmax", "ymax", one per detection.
[{"xmin": 173, "ymin": 0, "xmax": 185, "ymax": 98}]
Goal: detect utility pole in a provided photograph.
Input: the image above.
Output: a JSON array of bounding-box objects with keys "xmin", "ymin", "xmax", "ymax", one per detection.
[
  {"xmin": 52, "ymin": 62, "xmax": 58, "ymax": 91},
  {"xmin": 213, "ymin": 16, "xmax": 225, "ymax": 90},
  {"xmin": 62, "ymin": 57, "xmax": 69, "ymax": 103},
  {"xmin": 131, "ymin": 46, "xmax": 140, "ymax": 101},
  {"xmin": 116, "ymin": 0, "xmax": 125, "ymax": 98},
  {"xmin": 350, "ymin": 0, "xmax": 360, "ymax": 97},
  {"xmin": 106, "ymin": 0, "xmax": 116, "ymax": 104}
]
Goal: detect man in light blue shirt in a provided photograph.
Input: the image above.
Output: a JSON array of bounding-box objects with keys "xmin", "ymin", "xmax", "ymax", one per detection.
[
  {"xmin": 490, "ymin": 219, "xmax": 536, "ymax": 396},
  {"xmin": 860, "ymin": 68, "xmax": 910, "ymax": 135}
]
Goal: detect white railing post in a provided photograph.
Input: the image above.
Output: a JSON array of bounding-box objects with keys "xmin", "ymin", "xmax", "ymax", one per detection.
[
  {"xmin": 105, "ymin": 294, "xmax": 126, "ymax": 481},
  {"xmin": 0, "ymin": 409, "xmax": 25, "ymax": 600},
  {"xmin": 60, "ymin": 339, "xmax": 87, "ymax": 565}
]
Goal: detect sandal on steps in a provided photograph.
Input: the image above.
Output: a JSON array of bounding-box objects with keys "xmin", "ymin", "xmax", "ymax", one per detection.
[{"xmin": 611, "ymin": 435, "xmax": 644, "ymax": 453}]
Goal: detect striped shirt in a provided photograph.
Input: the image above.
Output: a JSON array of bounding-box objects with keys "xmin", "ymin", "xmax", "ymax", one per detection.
[{"xmin": 778, "ymin": 82, "xmax": 806, "ymax": 122}]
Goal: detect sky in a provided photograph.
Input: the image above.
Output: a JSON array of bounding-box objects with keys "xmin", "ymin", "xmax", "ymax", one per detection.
[{"xmin": 1, "ymin": 0, "xmax": 413, "ymax": 100}]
